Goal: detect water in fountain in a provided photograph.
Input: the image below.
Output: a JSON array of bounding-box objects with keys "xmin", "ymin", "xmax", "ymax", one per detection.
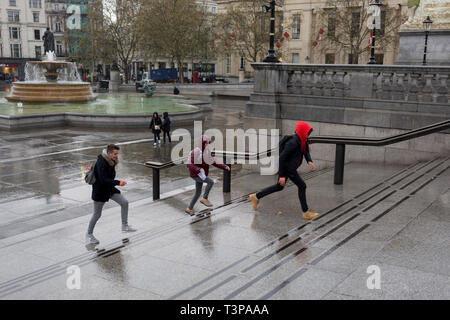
[
  {"xmin": 6, "ymin": 51, "xmax": 96, "ymax": 103},
  {"xmin": 25, "ymin": 63, "xmax": 46, "ymax": 82}
]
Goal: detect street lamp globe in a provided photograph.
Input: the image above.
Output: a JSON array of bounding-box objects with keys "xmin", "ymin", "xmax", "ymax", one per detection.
[{"xmin": 423, "ymin": 16, "xmax": 433, "ymax": 31}]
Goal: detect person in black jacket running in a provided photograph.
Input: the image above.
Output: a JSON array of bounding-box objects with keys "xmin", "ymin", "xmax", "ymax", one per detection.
[
  {"xmin": 86, "ymin": 144, "xmax": 137, "ymax": 245},
  {"xmin": 249, "ymin": 121, "xmax": 319, "ymax": 220}
]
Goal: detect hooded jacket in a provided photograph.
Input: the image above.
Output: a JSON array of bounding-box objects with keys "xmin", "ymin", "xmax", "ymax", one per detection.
[
  {"xmin": 162, "ymin": 112, "xmax": 171, "ymax": 132},
  {"xmin": 187, "ymin": 135, "xmax": 228, "ymax": 178},
  {"xmin": 92, "ymin": 149, "xmax": 121, "ymax": 202},
  {"xmin": 278, "ymin": 121, "xmax": 313, "ymax": 178}
]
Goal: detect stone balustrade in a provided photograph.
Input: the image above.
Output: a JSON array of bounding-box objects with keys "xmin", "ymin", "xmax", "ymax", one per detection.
[{"xmin": 252, "ymin": 63, "xmax": 450, "ymax": 104}]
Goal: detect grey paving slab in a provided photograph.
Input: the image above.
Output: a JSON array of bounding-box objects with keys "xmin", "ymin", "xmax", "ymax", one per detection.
[
  {"xmin": 263, "ymin": 267, "xmax": 349, "ymax": 300},
  {"xmin": 333, "ymin": 262, "xmax": 450, "ymax": 300}
]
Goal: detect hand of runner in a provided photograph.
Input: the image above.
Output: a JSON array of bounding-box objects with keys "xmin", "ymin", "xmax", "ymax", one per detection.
[
  {"xmin": 278, "ymin": 177, "xmax": 286, "ymax": 186},
  {"xmin": 308, "ymin": 162, "xmax": 316, "ymax": 171},
  {"xmin": 119, "ymin": 181, "xmax": 127, "ymax": 186}
]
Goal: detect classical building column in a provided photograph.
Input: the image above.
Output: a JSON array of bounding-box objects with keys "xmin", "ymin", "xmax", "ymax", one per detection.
[{"xmin": 302, "ymin": 9, "xmax": 314, "ymax": 63}]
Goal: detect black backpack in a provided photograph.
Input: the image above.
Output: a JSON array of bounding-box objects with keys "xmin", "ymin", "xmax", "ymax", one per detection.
[{"xmin": 279, "ymin": 134, "xmax": 295, "ymax": 154}]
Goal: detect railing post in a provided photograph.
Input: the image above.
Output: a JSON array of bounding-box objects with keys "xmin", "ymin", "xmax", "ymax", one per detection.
[
  {"xmin": 152, "ymin": 168, "xmax": 160, "ymax": 200},
  {"xmin": 334, "ymin": 144, "xmax": 345, "ymax": 185},
  {"xmin": 223, "ymin": 154, "xmax": 231, "ymax": 193}
]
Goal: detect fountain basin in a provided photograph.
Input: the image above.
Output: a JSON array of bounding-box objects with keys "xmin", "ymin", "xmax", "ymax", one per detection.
[{"xmin": 5, "ymin": 82, "xmax": 97, "ymax": 103}]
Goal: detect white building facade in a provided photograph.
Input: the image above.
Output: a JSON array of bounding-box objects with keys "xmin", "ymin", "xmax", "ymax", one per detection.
[{"xmin": 0, "ymin": 0, "xmax": 47, "ymax": 80}]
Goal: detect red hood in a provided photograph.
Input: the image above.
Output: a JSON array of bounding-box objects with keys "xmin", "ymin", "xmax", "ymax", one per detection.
[{"xmin": 295, "ymin": 121, "xmax": 313, "ymax": 152}]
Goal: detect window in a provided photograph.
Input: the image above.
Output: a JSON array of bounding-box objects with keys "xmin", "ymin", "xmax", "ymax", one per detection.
[
  {"xmin": 328, "ymin": 13, "xmax": 336, "ymax": 38},
  {"xmin": 56, "ymin": 21, "xmax": 62, "ymax": 32},
  {"xmin": 226, "ymin": 55, "xmax": 231, "ymax": 74},
  {"xmin": 10, "ymin": 44, "xmax": 21, "ymax": 58},
  {"xmin": 292, "ymin": 14, "xmax": 300, "ymax": 39},
  {"xmin": 379, "ymin": 11, "xmax": 386, "ymax": 36},
  {"xmin": 211, "ymin": 7, "xmax": 217, "ymax": 14},
  {"xmin": 9, "ymin": 0, "xmax": 17, "ymax": 6},
  {"xmin": 325, "ymin": 53, "xmax": 335, "ymax": 64},
  {"xmin": 240, "ymin": 56, "xmax": 245, "ymax": 70},
  {"xmin": 351, "ymin": 12, "xmax": 361, "ymax": 38},
  {"xmin": 9, "ymin": 27, "xmax": 20, "ymax": 40},
  {"xmin": 348, "ymin": 53, "xmax": 358, "ymax": 64},
  {"xmin": 375, "ymin": 54, "xmax": 384, "ymax": 64},
  {"xmin": 0, "ymin": 44, "xmax": 3, "ymax": 57},
  {"xmin": 292, "ymin": 53, "xmax": 299, "ymax": 64},
  {"xmin": 56, "ymin": 41, "xmax": 63, "ymax": 55},
  {"xmin": 8, "ymin": 11, "xmax": 20, "ymax": 22},
  {"xmin": 29, "ymin": 0, "xmax": 42, "ymax": 9},
  {"xmin": 33, "ymin": 12, "xmax": 39, "ymax": 23},
  {"xmin": 34, "ymin": 29, "xmax": 40, "ymax": 40},
  {"xmin": 35, "ymin": 46, "xmax": 41, "ymax": 58}
]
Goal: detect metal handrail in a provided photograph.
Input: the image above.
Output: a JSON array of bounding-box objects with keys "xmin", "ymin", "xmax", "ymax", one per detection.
[{"xmin": 145, "ymin": 120, "xmax": 449, "ymax": 199}]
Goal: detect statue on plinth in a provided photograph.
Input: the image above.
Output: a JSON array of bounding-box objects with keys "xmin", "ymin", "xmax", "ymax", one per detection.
[{"xmin": 42, "ymin": 27, "xmax": 55, "ymax": 54}]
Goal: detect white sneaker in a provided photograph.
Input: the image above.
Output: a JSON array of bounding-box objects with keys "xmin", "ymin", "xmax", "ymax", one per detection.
[
  {"xmin": 86, "ymin": 234, "xmax": 100, "ymax": 244},
  {"xmin": 153, "ymin": 142, "xmax": 157, "ymax": 146},
  {"xmin": 122, "ymin": 225, "xmax": 137, "ymax": 233}
]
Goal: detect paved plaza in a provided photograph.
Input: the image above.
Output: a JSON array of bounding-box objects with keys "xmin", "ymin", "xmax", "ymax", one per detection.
[{"xmin": 0, "ymin": 104, "xmax": 448, "ymax": 300}]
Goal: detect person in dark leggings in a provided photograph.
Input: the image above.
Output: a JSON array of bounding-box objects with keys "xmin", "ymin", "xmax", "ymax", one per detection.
[
  {"xmin": 249, "ymin": 121, "xmax": 319, "ymax": 220},
  {"xmin": 185, "ymin": 135, "xmax": 230, "ymax": 215},
  {"xmin": 162, "ymin": 112, "xmax": 171, "ymax": 143}
]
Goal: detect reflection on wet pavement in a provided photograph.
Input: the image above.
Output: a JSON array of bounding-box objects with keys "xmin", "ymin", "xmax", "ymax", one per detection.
[{"xmin": 0, "ymin": 108, "xmax": 246, "ymax": 239}]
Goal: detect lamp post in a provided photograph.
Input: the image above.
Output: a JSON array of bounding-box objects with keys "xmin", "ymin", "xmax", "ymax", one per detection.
[
  {"xmin": 368, "ymin": 0, "xmax": 382, "ymax": 64},
  {"xmin": 422, "ymin": 16, "xmax": 433, "ymax": 65},
  {"xmin": 262, "ymin": 1, "xmax": 279, "ymax": 63}
]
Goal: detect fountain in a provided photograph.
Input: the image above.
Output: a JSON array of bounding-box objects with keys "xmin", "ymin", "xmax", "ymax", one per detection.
[{"xmin": 6, "ymin": 51, "xmax": 97, "ymax": 103}]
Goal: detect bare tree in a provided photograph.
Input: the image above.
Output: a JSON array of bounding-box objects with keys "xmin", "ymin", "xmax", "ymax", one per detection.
[
  {"xmin": 317, "ymin": 0, "xmax": 406, "ymax": 64},
  {"xmin": 138, "ymin": 0, "xmax": 210, "ymax": 83},
  {"xmin": 214, "ymin": 0, "xmax": 285, "ymax": 64}
]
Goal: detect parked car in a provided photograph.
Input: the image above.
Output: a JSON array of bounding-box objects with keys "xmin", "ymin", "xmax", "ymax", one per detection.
[{"xmin": 240, "ymin": 78, "xmax": 254, "ymax": 84}]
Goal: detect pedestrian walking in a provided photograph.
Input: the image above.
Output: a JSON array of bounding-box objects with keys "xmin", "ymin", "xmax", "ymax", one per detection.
[
  {"xmin": 249, "ymin": 121, "xmax": 320, "ymax": 220},
  {"xmin": 185, "ymin": 135, "xmax": 230, "ymax": 215},
  {"xmin": 162, "ymin": 112, "xmax": 172, "ymax": 143},
  {"xmin": 86, "ymin": 144, "xmax": 136, "ymax": 245},
  {"xmin": 149, "ymin": 112, "xmax": 162, "ymax": 146}
]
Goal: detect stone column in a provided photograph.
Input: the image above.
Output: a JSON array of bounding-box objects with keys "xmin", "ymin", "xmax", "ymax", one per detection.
[
  {"xmin": 302, "ymin": 9, "xmax": 313, "ymax": 63},
  {"xmin": 239, "ymin": 69, "xmax": 245, "ymax": 83},
  {"xmin": 109, "ymin": 70, "xmax": 120, "ymax": 93}
]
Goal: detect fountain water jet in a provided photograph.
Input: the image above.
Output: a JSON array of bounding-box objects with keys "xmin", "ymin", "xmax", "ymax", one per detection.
[{"xmin": 6, "ymin": 51, "xmax": 97, "ymax": 103}]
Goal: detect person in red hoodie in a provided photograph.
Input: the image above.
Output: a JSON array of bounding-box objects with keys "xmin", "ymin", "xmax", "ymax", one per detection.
[
  {"xmin": 249, "ymin": 121, "xmax": 319, "ymax": 220},
  {"xmin": 185, "ymin": 135, "xmax": 230, "ymax": 215}
]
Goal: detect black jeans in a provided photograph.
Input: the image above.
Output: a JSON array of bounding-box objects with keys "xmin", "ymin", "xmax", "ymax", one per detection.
[
  {"xmin": 163, "ymin": 130, "xmax": 171, "ymax": 143},
  {"xmin": 256, "ymin": 172, "xmax": 309, "ymax": 212}
]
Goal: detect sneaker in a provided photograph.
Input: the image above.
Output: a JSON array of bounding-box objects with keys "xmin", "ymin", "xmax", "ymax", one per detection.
[
  {"xmin": 158, "ymin": 139, "xmax": 161, "ymax": 144},
  {"xmin": 185, "ymin": 208, "xmax": 195, "ymax": 216},
  {"xmin": 249, "ymin": 193, "xmax": 259, "ymax": 211},
  {"xmin": 153, "ymin": 142, "xmax": 157, "ymax": 146},
  {"xmin": 122, "ymin": 225, "xmax": 137, "ymax": 233},
  {"xmin": 200, "ymin": 197, "xmax": 213, "ymax": 207},
  {"xmin": 86, "ymin": 233, "xmax": 100, "ymax": 245},
  {"xmin": 302, "ymin": 209, "xmax": 319, "ymax": 220}
]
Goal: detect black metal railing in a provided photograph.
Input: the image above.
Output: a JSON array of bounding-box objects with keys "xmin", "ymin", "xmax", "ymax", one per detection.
[{"xmin": 145, "ymin": 120, "xmax": 450, "ymax": 200}]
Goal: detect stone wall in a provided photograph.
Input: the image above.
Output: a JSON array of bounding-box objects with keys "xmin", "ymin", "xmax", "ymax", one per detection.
[{"xmin": 246, "ymin": 63, "xmax": 450, "ymax": 165}]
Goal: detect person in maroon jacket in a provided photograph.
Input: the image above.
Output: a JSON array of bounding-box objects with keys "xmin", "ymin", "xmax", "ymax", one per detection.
[
  {"xmin": 185, "ymin": 135, "xmax": 230, "ymax": 215},
  {"xmin": 249, "ymin": 121, "xmax": 319, "ymax": 220}
]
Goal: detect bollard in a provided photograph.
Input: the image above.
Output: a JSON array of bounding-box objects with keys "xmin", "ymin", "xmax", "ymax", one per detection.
[
  {"xmin": 152, "ymin": 168, "xmax": 160, "ymax": 200},
  {"xmin": 334, "ymin": 144, "xmax": 345, "ymax": 185},
  {"xmin": 223, "ymin": 164, "xmax": 231, "ymax": 193},
  {"xmin": 223, "ymin": 154, "xmax": 231, "ymax": 193}
]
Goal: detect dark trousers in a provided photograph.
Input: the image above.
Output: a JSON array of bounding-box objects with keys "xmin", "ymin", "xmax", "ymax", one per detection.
[
  {"xmin": 163, "ymin": 130, "xmax": 171, "ymax": 143},
  {"xmin": 256, "ymin": 172, "xmax": 309, "ymax": 212}
]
